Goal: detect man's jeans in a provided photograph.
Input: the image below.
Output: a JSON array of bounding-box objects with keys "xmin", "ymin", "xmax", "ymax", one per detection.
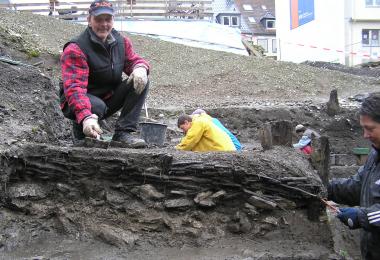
[{"xmin": 62, "ymin": 79, "xmax": 149, "ymax": 132}]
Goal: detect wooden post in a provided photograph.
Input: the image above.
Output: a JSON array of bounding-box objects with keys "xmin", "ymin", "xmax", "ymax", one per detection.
[
  {"xmin": 271, "ymin": 120, "xmax": 293, "ymax": 147},
  {"xmin": 326, "ymin": 89, "xmax": 340, "ymax": 116},
  {"xmin": 310, "ymin": 136, "xmax": 330, "ymax": 188},
  {"xmin": 259, "ymin": 123, "xmax": 273, "ymax": 150}
]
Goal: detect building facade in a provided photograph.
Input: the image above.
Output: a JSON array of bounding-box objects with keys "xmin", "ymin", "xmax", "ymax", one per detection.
[{"xmin": 275, "ymin": 0, "xmax": 380, "ymax": 66}]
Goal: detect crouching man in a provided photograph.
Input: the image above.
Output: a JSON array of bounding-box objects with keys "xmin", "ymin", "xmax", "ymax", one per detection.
[
  {"xmin": 60, "ymin": 0, "xmax": 150, "ymax": 148},
  {"xmin": 175, "ymin": 114, "xmax": 236, "ymax": 152},
  {"xmin": 328, "ymin": 92, "xmax": 380, "ymax": 260}
]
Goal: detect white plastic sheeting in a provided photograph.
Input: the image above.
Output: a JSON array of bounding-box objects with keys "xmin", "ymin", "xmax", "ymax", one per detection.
[{"xmin": 112, "ymin": 20, "xmax": 248, "ymax": 56}]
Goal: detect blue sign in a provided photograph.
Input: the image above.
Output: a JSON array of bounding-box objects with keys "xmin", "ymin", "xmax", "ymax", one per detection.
[{"xmin": 290, "ymin": 0, "xmax": 315, "ymax": 29}]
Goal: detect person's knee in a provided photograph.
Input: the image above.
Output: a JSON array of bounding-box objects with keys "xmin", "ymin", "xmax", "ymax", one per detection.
[
  {"xmin": 92, "ymin": 106, "xmax": 108, "ymax": 119},
  {"xmin": 88, "ymin": 94, "xmax": 108, "ymax": 119}
]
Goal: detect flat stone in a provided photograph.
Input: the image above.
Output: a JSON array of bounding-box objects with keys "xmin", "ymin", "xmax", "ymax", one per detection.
[
  {"xmin": 244, "ymin": 203, "xmax": 259, "ymax": 216},
  {"xmin": 164, "ymin": 199, "xmax": 193, "ymax": 209},
  {"xmin": 95, "ymin": 224, "xmax": 139, "ymax": 248},
  {"xmin": 194, "ymin": 191, "xmax": 214, "ymax": 207},
  {"xmin": 273, "ymin": 197, "xmax": 297, "ymax": 209},
  {"xmin": 132, "ymin": 184, "xmax": 165, "ymax": 201},
  {"xmin": 262, "ymin": 216, "xmax": 279, "ymax": 226},
  {"xmin": 106, "ymin": 190, "xmax": 127, "ymax": 205},
  {"xmin": 194, "ymin": 190, "xmax": 226, "ymax": 207},
  {"xmin": 247, "ymin": 195, "xmax": 277, "ymax": 210},
  {"xmin": 210, "ymin": 190, "xmax": 226, "ymax": 200},
  {"xmin": 8, "ymin": 183, "xmax": 46, "ymax": 200},
  {"xmin": 170, "ymin": 190, "xmax": 187, "ymax": 196}
]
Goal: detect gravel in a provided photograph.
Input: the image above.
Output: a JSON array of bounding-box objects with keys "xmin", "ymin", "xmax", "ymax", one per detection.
[
  {"xmin": 0, "ymin": 9, "xmax": 379, "ymax": 110},
  {"xmin": 303, "ymin": 60, "xmax": 380, "ymax": 78}
]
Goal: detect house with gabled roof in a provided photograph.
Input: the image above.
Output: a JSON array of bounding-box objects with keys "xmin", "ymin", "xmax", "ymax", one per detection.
[
  {"xmin": 213, "ymin": 0, "xmax": 242, "ymax": 29},
  {"xmin": 234, "ymin": 0, "xmax": 276, "ymax": 56},
  {"xmin": 213, "ymin": 0, "xmax": 276, "ymax": 57}
]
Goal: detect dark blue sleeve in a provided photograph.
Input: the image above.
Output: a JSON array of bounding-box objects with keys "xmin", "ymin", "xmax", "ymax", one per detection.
[{"xmin": 328, "ymin": 166, "xmax": 364, "ymax": 206}]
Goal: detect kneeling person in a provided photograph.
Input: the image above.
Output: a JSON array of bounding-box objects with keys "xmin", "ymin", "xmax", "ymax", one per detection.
[{"xmin": 176, "ymin": 114, "xmax": 236, "ymax": 152}]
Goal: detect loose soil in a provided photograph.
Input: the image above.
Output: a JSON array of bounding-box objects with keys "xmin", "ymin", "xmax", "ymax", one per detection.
[{"xmin": 0, "ymin": 9, "xmax": 378, "ymax": 260}]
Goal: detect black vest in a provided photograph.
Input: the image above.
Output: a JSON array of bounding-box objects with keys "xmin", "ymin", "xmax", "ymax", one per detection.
[{"xmin": 63, "ymin": 27, "xmax": 125, "ymax": 98}]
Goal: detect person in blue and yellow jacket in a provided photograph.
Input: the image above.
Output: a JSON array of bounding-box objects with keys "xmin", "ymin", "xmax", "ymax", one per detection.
[
  {"xmin": 191, "ymin": 108, "xmax": 242, "ymax": 151},
  {"xmin": 175, "ymin": 114, "xmax": 236, "ymax": 152}
]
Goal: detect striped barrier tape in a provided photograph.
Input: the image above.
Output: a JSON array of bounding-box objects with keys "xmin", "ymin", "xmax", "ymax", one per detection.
[{"xmin": 284, "ymin": 41, "xmax": 380, "ymax": 59}]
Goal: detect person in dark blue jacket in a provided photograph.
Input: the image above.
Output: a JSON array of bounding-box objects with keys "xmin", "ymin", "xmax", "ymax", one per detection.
[{"xmin": 328, "ymin": 92, "xmax": 380, "ymax": 260}]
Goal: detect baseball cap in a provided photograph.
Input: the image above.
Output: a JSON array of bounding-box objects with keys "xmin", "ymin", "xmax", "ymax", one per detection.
[
  {"xmin": 295, "ymin": 124, "xmax": 305, "ymax": 132},
  {"xmin": 89, "ymin": 0, "xmax": 114, "ymax": 16}
]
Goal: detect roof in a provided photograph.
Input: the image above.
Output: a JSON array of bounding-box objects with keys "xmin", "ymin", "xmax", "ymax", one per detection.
[
  {"xmin": 213, "ymin": 0, "xmax": 240, "ymax": 18},
  {"xmin": 110, "ymin": 20, "xmax": 248, "ymax": 56},
  {"xmin": 260, "ymin": 11, "xmax": 275, "ymax": 20},
  {"xmin": 234, "ymin": 0, "xmax": 276, "ymax": 36}
]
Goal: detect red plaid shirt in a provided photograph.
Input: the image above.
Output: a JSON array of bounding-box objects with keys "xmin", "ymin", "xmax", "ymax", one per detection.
[{"xmin": 60, "ymin": 36, "xmax": 150, "ymax": 124}]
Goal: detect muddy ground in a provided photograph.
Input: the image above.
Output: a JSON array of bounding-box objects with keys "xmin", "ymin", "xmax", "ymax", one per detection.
[{"xmin": 0, "ymin": 9, "xmax": 379, "ymax": 260}]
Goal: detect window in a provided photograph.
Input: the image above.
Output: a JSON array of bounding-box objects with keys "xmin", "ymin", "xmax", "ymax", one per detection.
[
  {"xmin": 272, "ymin": 39, "xmax": 277, "ymax": 53},
  {"xmin": 362, "ymin": 29, "xmax": 369, "ymax": 45},
  {"xmin": 366, "ymin": 0, "xmax": 380, "ymax": 6},
  {"xmin": 221, "ymin": 16, "xmax": 239, "ymax": 26},
  {"xmin": 231, "ymin": 16, "xmax": 238, "ymax": 26},
  {"xmin": 257, "ymin": 39, "xmax": 268, "ymax": 52},
  {"xmin": 266, "ymin": 19, "xmax": 275, "ymax": 29},
  {"xmin": 243, "ymin": 4, "xmax": 253, "ymax": 10},
  {"xmin": 223, "ymin": 16, "xmax": 230, "ymax": 25},
  {"xmin": 362, "ymin": 29, "xmax": 380, "ymax": 46},
  {"xmin": 372, "ymin": 30, "xmax": 379, "ymax": 46},
  {"xmin": 248, "ymin": 17, "xmax": 256, "ymax": 23}
]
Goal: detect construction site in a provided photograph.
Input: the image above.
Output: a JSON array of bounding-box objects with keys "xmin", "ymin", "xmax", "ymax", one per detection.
[{"xmin": 0, "ymin": 5, "xmax": 379, "ymax": 260}]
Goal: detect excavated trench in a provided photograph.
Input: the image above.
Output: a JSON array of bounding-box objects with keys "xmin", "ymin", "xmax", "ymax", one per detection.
[
  {"xmin": 0, "ymin": 104, "xmax": 368, "ymax": 259},
  {"xmin": 0, "ymin": 61, "xmax": 367, "ymax": 259}
]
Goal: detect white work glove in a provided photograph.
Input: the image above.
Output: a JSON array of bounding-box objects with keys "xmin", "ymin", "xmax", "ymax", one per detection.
[
  {"xmin": 127, "ymin": 66, "xmax": 148, "ymax": 95},
  {"xmin": 82, "ymin": 114, "xmax": 103, "ymax": 138}
]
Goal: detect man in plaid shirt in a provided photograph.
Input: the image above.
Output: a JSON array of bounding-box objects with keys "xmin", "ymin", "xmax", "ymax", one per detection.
[{"xmin": 60, "ymin": 0, "xmax": 150, "ymax": 147}]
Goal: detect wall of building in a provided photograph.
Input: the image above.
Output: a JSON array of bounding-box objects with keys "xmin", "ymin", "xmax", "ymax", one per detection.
[
  {"xmin": 348, "ymin": 0, "xmax": 380, "ymax": 65},
  {"xmin": 276, "ymin": 0, "xmax": 380, "ymax": 66},
  {"xmin": 348, "ymin": 22, "xmax": 380, "ymax": 65},
  {"xmin": 352, "ymin": 0, "xmax": 380, "ymax": 19},
  {"xmin": 276, "ymin": 0, "xmax": 347, "ymax": 64}
]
